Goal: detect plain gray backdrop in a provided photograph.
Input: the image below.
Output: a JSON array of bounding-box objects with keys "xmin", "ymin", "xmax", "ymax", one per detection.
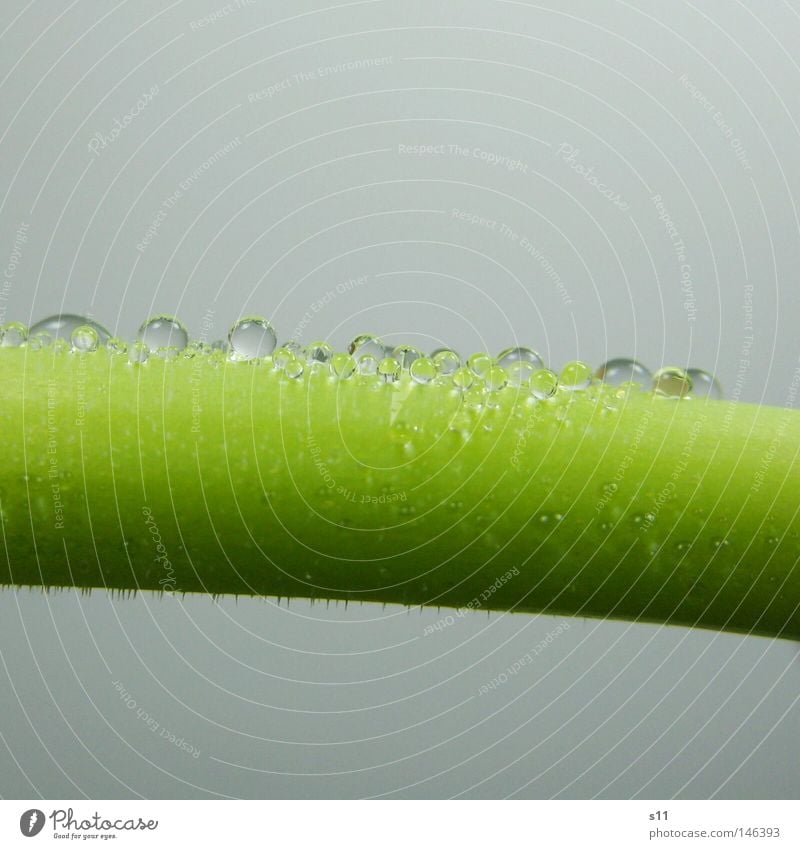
[{"xmin": 0, "ymin": 0, "xmax": 799, "ymax": 799}]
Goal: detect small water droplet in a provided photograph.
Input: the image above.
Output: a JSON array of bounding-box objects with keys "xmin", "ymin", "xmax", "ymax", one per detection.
[
  {"xmin": 128, "ymin": 341, "xmax": 150, "ymax": 365},
  {"xmin": 330, "ymin": 352, "xmax": 357, "ymax": 379},
  {"xmin": 228, "ymin": 316, "xmax": 277, "ymax": 360},
  {"xmin": 377, "ymin": 356, "xmax": 401, "ymax": 383},
  {"xmin": 392, "ymin": 345, "xmax": 422, "ymax": 370},
  {"xmin": 410, "ymin": 356, "xmax": 437, "ymax": 383},
  {"xmin": 305, "ymin": 341, "xmax": 333, "ymax": 366},
  {"xmin": 70, "ymin": 324, "xmax": 99, "ymax": 352},
  {"xmin": 712, "ymin": 537, "xmax": 730, "ymax": 549},
  {"xmin": 29, "ymin": 314, "xmax": 110, "ymax": 344},
  {"xmin": 559, "ymin": 361, "xmax": 593, "ymax": 390},
  {"xmin": 505, "ymin": 360, "xmax": 536, "ymax": 388},
  {"xmin": 687, "ymin": 368, "xmax": 723, "ymax": 400},
  {"xmin": 432, "ymin": 349, "xmax": 460, "ymax": 375},
  {"xmin": 451, "ymin": 366, "xmax": 474, "ymax": 389},
  {"xmin": 106, "ymin": 336, "xmax": 128, "ymax": 355},
  {"xmin": 284, "ymin": 355, "xmax": 304, "ymax": 379},
  {"xmin": 497, "ymin": 346, "xmax": 544, "ymax": 370},
  {"xmin": 595, "ymin": 358, "xmax": 651, "ymax": 387},
  {"xmin": 138, "ymin": 315, "xmax": 188, "ymax": 354},
  {"xmin": 27, "ymin": 331, "xmax": 52, "ymax": 351},
  {"xmin": 273, "ymin": 346, "xmax": 295, "ymax": 369},
  {"xmin": 653, "ymin": 367, "xmax": 693, "ymax": 398},
  {"xmin": 0, "ymin": 321, "xmax": 28, "ymax": 347},
  {"xmin": 484, "ymin": 365, "xmax": 508, "ymax": 392},
  {"xmin": 530, "ymin": 368, "xmax": 558, "ymax": 399},
  {"xmin": 467, "ymin": 352, "xmax": 494, "ymax": 377},
  {"xmin": 358, "ymin": 354, "xmax": 378, "ymax": 376}
]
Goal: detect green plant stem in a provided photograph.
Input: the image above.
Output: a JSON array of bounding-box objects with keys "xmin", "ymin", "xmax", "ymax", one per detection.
[{"xmin": 1, "ymin": 347, "xmax": 799, "ymax": 640}]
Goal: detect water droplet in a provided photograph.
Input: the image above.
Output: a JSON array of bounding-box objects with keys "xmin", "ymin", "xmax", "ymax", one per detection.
[
  {"xmin": 284, "ymin": 356, "xmax": 304, "ymax": 379},
  {"xmin": 358, "ymin": 355, "xmax": 378, "ymax": 376},
  {"xmin": 106, "ymin": 336, "xmax": 128, "ymax": 355},
  {"xmin": 377, "ymin": 357, "xmax": 401, "ymax": 383},
  {"xmin": 410, "ymin": 357, "xmax": 437, "ymax": 383},
  {"xmin": 497, "ymin": 346, "xmax": 544, "ymax": 370},
  {"xmin": 29, "ymin": 314, "xmax": 110, "ymax": 344},
  {"xmin": 228, "ymin": 316, "xmax": 277, "ymax": 360},
  {"xmin": 0, "ymin": 321, "xmax": 28, "ymax": 347},
  {"xmin": 305, "ymin": 341, "xmax": 333, "ymax": 366},
  {"xmin": 712, "ymin": 537, "xmax": 730, "ymax": 549},
  {"xmin": 505, "ymin": 360, "xmax": 536, "ymax": 388},
  {"xmin": 330, "ymin": 352, "xmax": 356, "ymax": 379},
  {"xmin": 687, "ymin": 368, "xmax": 722, "ymax": 400},
  {"xmin": 653, "ymin": 367, "xmax": 693, "ymax": 398},
  {"xmin": 530, "ymin": 368, "xmax": 558, "ymax": 399},
  {"xmin": 138, "ymin": 315, "xmax": 188, "ymax": 354},
  {"xmin": 349, "ymin": 334, "xmax": 388, "ymax": 360},
  {"xmin": 559, "ymin": 361, "xmax": 593, "ymax": 390},
  {"xmin": 70, "ymin": 324, "xmax": 99, "ymax": 352},
  {"xmin": 452, "ymin": 366, "xmax": 474, "ymax": 389},
  {"xmin": 467, "ymin": 352, "xmax": 494, "ymax": 377},
  {"xmin": 273, "ymin": 346, "xmax": 295, "ymax": 369},
  {"xmin": 595, "ymin": 358, "xmax": 651, "ymax": 387},
  {"xmin": 433, "ymin": 349, "xmax": 460, "ymax": 375},
  {"xmin": 27, "ymin": 331, "xmax": 52, "ymax": 351},
  {"xmin": 128, "ymin": 341, "xmax": 149, "ymax": 365},
  {"xmin": 392, "ymin": 345, "xmax": 422, "ymax": 370},
  {"xmin": 484, "ymin": 365, "xmax": 508, "ymax": 392}
]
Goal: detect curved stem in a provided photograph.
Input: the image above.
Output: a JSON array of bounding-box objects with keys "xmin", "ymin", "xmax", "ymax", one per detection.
[{"xmin": 1, "ymin": 347, "xmax": 799, "ymax": 640}]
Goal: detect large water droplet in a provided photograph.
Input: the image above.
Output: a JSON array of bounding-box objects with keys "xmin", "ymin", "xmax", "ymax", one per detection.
[
  {"xmin": 0, "ymin": 321, "xmax": 28, "ymax": 347},
  {"xmin": 687, "ymin": 368, "xmax": 722, "ymax": 400},
  {"xmin": 497, "ymin": 346, "xmax": 544, "ymax": 370},
  {"xmin": 349, "ymin": 334, "xmax": 388, "ymax": 361},
  {"xmin": 596, "ymin": 358, "xmax": 651, "ymax": 387},
  {"xmin": 29, "ymin": 314, "xmax": 110, "ymax": 344},
  {"xmin": 653, "ymin": 367, "xmax": 693, "ymax": 398},
  {"xmin": 410, "ymin": 356, "xmax": 437, "ymax": 383},
  {"xmin": 70, "ymin": 324, "xmax": 99, "ymax": 352},
  {"xmin": 559, "ymin": 361, "xmax": 593, "ymax": 390},
  {"xmin": 530, "ymin": 368, "xmax": 559, "ymax": 399},
  {"xmin": 228, "ymin": 316, "xmax": 277, "ymax": 360},
  {"xmin": 138, "ymin": 315, "xmax": 188, "ymax": 354}
]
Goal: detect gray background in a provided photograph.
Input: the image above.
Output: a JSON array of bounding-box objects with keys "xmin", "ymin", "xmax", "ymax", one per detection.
[{"xmin": 1, "ymin": 0, "xmax": 799, "ymax": 798}]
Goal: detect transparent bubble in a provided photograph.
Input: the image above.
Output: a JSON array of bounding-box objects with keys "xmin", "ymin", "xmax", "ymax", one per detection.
[
  {"xmin": 559, "ymin": 361, "xmax": 593, "ymax": 390},
  {"xmin": 29, "ymin": 314, "xmax": 110, "ymax": 344},
  {"xmin": 653, "ymin": 367, "xmax": 693, "ymax": 398},
  {"xmin": 497, "ymin": 346, "xmax": 544, "ymax": 370},
  {"xmin": 330, "ymin": 352, "xmax": 357, "ymax": 379},
  {"xmin": 138, "ymin": 315, "xmax": 188, "ymax": 354},
  {"xmin": 0, "ymin": 321, "xmax": 28, "ymax": 347},
  {"xmin": 378, "ymin": 356, "xmax": 401, "ymax": 382},
  {"xmin": 128, "ymin": 341, "xmax": 150, "ymax": 365},
  {"xmin": 106, "ymin": 336, "xmax": 128, "ymax": 355},
  {"xmin": 349, "ymin": 334, "xmax": 388, "ymax": 361},
  {"xmin": 687, "ymin": 368, "xmax": 723, "ymax": 400},
  {"xmin": 305, "ymin": 341, "xmax": 333, "ymax": 366},
  {"xmin": 228, "ymin": 317, "xmax": 277, "ymax": 360},
  {"xmin": 70, "ymin": 324, "xmax": 100, "ymax": 352},
  {"xmin": 595, "ymin": 358, "xmax": 651, "ymax": 387},
  {"xmin": 467, "ymin": 352, "xmax": 494, "ymax": 377},
  {"xmin": 284, "ymin": 356, "xmax": 304, "ymax": 379},
  {"xmin": 452, "ymin": 366, "xmax": 474, "ymax": 389},
  {"xmin": 410, "ymin": 357, "xmax": 437, "ymax": 384},
  {"xmin": 485, "ymin": 365, "xmax": 508, "ymax": 392},
  {"xmin": 530, "ymin": 368, "xmax": 559, "ymax": 399},
  {"xmin": 433, "ymin": 349, "xmax": 460, "ymax": 375},
  {"xmin": 273, "ymin": 346, "xmax": 294, "ymax": 370},
  {"xmin": 392, "ymin": 345, "xmax": 422, "ymax": 370}
]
